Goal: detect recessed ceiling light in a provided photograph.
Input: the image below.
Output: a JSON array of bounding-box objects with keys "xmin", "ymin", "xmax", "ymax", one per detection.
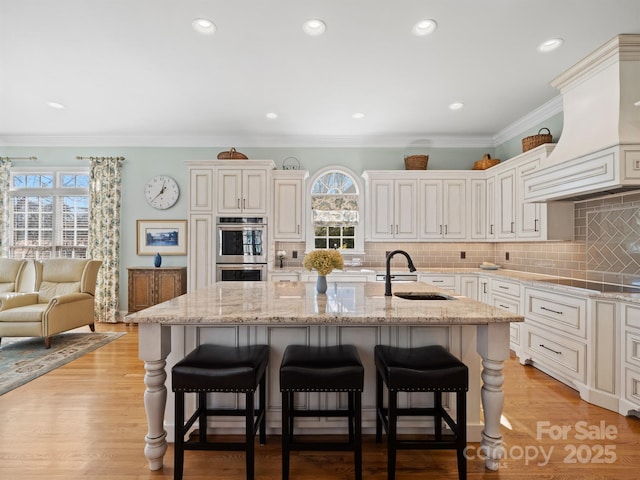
[
  {"xmin": 192, "ymin": 18, "xmax": 216, "ymax": 35},
  {"xmin": 537, "ymin": 38, "xmax": 563, "ymax": 53},
  {"xmin": 46, "ymin": 101, "xmax": 65, "ymax": 109},
  {"xmin": 352, "ymin": 112, "xmax": 365, "ymax": 119},
  {"xmin": 448, "ymin": 102, "xmax": 464, "ymax": 111},
  {"xmin": 412, "ymin": 19, "xmax": 437, "ymax": 36},
  {"xmin": 302, "ymin": 19, "xmax": 326, "ymax": 36},
  {"xmin": 634, "ymin": 100, "xmax": 640, "ymax": 107},
  {"xmin": 266, "ymin": 112, "xmax": 278, "ymax": 119}
]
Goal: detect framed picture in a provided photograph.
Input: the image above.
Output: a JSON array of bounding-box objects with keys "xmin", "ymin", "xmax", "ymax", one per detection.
[{"xmin": 136, "ymin": 220, "xmax": 187, "ymax": 255}]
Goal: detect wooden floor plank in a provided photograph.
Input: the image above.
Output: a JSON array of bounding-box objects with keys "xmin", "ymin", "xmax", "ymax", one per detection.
[{"xmin": 0, "ymin": 322, "xmax": 639, "ymax": 479}]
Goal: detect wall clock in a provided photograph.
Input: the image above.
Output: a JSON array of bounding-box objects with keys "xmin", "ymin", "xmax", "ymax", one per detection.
[{"xmin": 144, "ymin": 175, "xmax": 180, "ymax": 210}]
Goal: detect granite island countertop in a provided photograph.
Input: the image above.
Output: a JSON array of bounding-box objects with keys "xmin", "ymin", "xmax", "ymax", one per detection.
[{"xmin": 125, "ymin": 280, "xmax": 523, "ymax": 325}]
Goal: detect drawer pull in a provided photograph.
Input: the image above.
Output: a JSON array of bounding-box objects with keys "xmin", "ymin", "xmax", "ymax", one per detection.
[
  {"xmin": 539, "ymin": 344, "xmax": 562, "ymax": 355},
  {"xmin": 541, "ymin": 306, "xmax": 563, "ymax": 315},
  {"xmin": 432, "ymin": 280, "xmax": 444, "ymax": 283},
  {"xmin": 499, "ymin": 304, "xmax": 510, "ymax": 309},
  {"xmin": 498, "ymin": 285, "xmax": 509, "ymax": 290}
]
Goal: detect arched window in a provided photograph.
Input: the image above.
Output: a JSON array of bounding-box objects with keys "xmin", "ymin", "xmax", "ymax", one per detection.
[{"xmin": 306, "ymin": 166, "xmax": 364, "ymax": 254}]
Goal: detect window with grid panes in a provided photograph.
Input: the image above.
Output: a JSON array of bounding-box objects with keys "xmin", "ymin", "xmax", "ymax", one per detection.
[
  {"xmin": 309, "ymin": 168, "xmax": 361, "ymax": 252},
  {"xmin": 9, "ymin": 169, "xmax": 89, "ymax": 259}
]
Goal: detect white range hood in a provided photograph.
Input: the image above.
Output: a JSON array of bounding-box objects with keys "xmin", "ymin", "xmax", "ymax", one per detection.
[{"xmin": 523, "ymin": 35, "xmax": 640, "ymax": 202}]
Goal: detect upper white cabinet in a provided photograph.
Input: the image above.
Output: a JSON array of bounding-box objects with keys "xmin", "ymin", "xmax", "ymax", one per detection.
[
  {"xmin": 469, "ymin": 178, "xmax": 487, "ymax": 240},
  {"xmin": 215, "ymin": 161, "xmax": 275, "ymax": 215},
  {"xmin": 489, "ymin": 145, "xmax": 574, "ymax": 241},
  {"xmin": 363, "ymin": 174, "xmax": 418, "ymax": 240},
  {"xmin": 272, "ymin": 170, "xmax": 308, "ymax": 241},
  {"xmin": 418, "ymin": 178, "xmax": 466, "ymax": 240}
]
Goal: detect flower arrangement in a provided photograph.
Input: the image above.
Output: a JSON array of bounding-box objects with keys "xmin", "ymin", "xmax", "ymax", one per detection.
[
  {"xmin": 303, "ymin": 249, "xmax": 344, "ymax": 276},
  {"xmin": 277, "ymin": 250, "xmax": 287, "ymax": 268}
]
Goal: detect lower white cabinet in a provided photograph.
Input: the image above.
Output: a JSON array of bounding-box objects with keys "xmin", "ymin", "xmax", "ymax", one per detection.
[
  {"xmin": 458, "ymin": 275, "xmax": 478, "ymax": 300},
  {"xmin": 419, "ymin": 274, "xmax": 457, "ymax": 292},
  {"xmin": 620, "ymin": 302, "xmax": 640, "ymax": 416}
]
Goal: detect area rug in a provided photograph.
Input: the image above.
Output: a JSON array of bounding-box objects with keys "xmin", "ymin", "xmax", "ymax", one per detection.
[{"xmin": 0, "ymin": 331, "xmax": 126, "ymax": 395}]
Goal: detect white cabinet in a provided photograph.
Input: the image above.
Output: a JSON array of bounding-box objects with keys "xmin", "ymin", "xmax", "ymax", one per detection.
[
  {"xmin": 522, "ymin": 286, "xmax": 589, "ymax": 386},
  {"xmin": 485, "ymin": 176, "xmax": 496, "ymax": 239},
  {"xmin": 458, "ymin": 275, "xmax": 478, "ymax": 300},
  {"xmin": 419, "ymin": 274, "xmax": 457, "ymax": 292},
  {"xmin": 418, "ymin": 178, "xmax": 466, "ymax": 240},
  {"xmin": 469, "ymin": 178, "xmax": 487, "ymax": 240},
  {"xmin": 216, "ymin": 161, "xmax": 274, "ymax": 215},
  {"xmin": 364, "ymin": 175, "xmax": 418, "ymax": 240},
  {"xmin": 496, "ymin": 167, "xmax": 517, "ymax": 239},
  {"xmin": 489, "ymin": 145, "xmax": 574, "ymax": 241},
  {"xmin": 272, "ymin": 170, "xmax": 308, "ymax": 241},
  {"xmin": 489, "ymin": 277, "xmax": 522, "ymax": 353},
  {"xmin": 620, "ymin": 303, "xmax": 640, "ymax": 416},
  {"xmin": 269, "ymin": 272, "xmax": 300, "ymax": 282}
]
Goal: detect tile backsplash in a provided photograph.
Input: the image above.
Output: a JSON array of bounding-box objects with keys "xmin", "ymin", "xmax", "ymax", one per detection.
[{"xmin": 276, "ymin": 190, "xmax": 640, "ymax": 285}]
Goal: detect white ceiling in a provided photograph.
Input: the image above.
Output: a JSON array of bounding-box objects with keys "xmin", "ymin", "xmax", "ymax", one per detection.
[{"xmin": 1, "ymin": 0, "xmax": 639, "ymax": 147}]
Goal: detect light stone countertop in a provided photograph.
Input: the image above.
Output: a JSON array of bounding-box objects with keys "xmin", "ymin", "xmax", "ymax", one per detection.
[{"xmin": 125, "ymin": 280, "xmax": 523, "ymax": 325}]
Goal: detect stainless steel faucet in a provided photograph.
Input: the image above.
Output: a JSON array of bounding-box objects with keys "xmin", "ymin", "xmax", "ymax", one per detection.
[{"xmin": 385, "ymin": 250, "xmax": 417, "ymax": 296}]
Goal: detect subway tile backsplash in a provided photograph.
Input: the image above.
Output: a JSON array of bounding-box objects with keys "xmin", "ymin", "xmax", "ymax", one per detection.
[{"xmin": 276, "ymin": 190, "xmax": 640, "ymax": 285}]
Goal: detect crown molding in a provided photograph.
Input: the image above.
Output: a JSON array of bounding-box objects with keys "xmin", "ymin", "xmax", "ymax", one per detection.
[
  {"xmin": 492, "ymin": 95, "xmax": 563, "ymax": 146},
  {"xmin": 0, "ymin": 133, "xmax": 497, "ymax": 149}
]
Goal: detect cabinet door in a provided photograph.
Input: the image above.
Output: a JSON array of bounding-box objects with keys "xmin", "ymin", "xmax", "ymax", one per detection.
[
  {"xmin": 273, "ymin": 177, "xmax": 304, "ymax": 240},
  {"xmin": 442, "ymin": 180, "xmax": 466, "ymax": 239},
  {"xmin": 394, "ymin": 179, "xmax": 418, "ymax": 239},
  {"xmin": 486, "ymin": 176, "xmax": 496, "ymax": 239},
  {"xmin": 517, "ymin": 160, "xmax": 543, "ymax": 239},
  {"xmin": 156, "ymin": 270, "xmax": 182, "ymax": 303},
  {"xmin": 496, "ymin": 169, "xmax": 516, "ymax": 239},
  {"xmin": 369, "ymin": 179, "xmax": 394, "ymax": 240},
  {"xmin": 217, "ymin": 169, "xmax": 243, "ymax": 213},
  {"xmin": 189, "ymin": 168, "xmax": 213, "ymax": 211},
  {"xmin": 189, "ymin": 214, "xmax": 213, "ymax": 291},
  {"xmin": 242, "ymin": 169, "xmax": 268, "ymax": 214},
  {"xmin": 469, "ymin": 178, "xmax": 486, "ymax": 239},
  {"xmin": 128, "ymin": 270, "xmax": 154, "ymax": 313},
  {"xmin": 419, "ymin": 179, "xmax": 443, "ymax": 239},
  {"xmin": 459, "ymin": 275, "xmax": 478, "ymax": 300}
]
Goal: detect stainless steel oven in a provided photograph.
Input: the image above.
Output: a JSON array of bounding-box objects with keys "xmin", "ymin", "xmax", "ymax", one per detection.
[
  {"xmin": 216, "ymin": 217, "xmax": 267, "ymax": 264},
  {"xmin": 216, "ymin": 264, "xmax": 267, "ymax": 282}
]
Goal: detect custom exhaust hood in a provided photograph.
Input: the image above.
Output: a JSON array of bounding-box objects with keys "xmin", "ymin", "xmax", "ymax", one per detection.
[{"xmin": 522, "ymin": 35, "xmax": 640, "ymax": 202}]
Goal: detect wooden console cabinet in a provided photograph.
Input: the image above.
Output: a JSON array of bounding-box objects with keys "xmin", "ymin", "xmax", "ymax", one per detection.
[{"xmin": 127, "ymin": 267, "xmax": 187, "ymax": 313}]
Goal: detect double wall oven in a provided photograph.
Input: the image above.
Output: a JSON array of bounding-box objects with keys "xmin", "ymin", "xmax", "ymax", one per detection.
[{"xmin": 215, "ymin": 217, "xmax": 267, "ymax": 281}]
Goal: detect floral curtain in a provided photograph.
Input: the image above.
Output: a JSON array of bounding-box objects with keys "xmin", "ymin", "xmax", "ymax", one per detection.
[
  {"xmin": 0, "ymin": 157, "xmax": 11, "ymax": 257},
  {"xmin": 88, "ymin": 157, "xmax": 124, "ymax": 323},
  {"xmin": 311, "ymin": 194, "xmax": 359, "ymax": 226}
]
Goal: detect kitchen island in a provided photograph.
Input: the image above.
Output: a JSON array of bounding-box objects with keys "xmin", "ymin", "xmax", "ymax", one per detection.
[{"xmin": 127, "ymin": 280, "xmax": 523, "ymax": 472}]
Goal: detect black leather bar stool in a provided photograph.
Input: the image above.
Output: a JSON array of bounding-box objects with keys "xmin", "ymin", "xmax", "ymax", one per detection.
[
  {"xmin": 172, "ymin": 344, "xmax": 269, "ymax": 480},
  {"xmin": 280, "ymin": 344, "xmax": 365, "ymax": 480},
  {"xmin": 375, "ymin": 344, "xmax": 468, "ymax": 480}
]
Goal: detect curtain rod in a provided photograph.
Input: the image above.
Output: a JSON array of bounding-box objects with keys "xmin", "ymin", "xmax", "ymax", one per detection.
[
  {"xmin": 0, "ymin": 156, "xmax": 38, "ymax": 161},
  {"xmin": 75, "ymin": 156, "xmax": 125, "ymax": 161}
]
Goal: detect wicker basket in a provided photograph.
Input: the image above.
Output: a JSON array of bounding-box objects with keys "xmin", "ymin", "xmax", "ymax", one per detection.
[
  {"xmin": 472, "ymin": 154, "xmax": 501, "ymax": 170},
  {"xmin": 404, "ymin": 155, "xmax": 429, "ymax": 170},
  {"xmin": 217, "ymin": 147, "xmax": 248, "ymax": 160},
  {"xmin": 522, "ymin": 128, "xmax": 552, "ymax": 152}
]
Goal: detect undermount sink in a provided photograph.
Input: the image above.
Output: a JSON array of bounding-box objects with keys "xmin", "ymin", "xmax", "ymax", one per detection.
[{"xmin": 393, "ymin": 292, "xmax": 455, "ymax": 301}]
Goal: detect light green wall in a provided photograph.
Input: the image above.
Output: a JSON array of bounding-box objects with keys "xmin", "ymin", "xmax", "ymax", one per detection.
[
  {"xmin": 494, "ymin": 112, "xmax": 564, "ymax": 161},
  {"xmin": 1, "ymin": 115, "xmax": 564, "ymax": 312}
]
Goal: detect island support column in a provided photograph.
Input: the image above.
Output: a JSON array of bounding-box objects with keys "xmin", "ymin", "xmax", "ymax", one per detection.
[
  {"xmin": 476, "ymin": 322, "xmax": 510, "ymax": 471},
  {"xmin": 139, "ymin": 323, "xmax": 172, "ymax": 470}
]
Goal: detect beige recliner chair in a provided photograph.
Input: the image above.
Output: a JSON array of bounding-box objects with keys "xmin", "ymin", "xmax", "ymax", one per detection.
[{"xmin": 0, "ymin": 258, "xmax": 102, "ymax": 348}]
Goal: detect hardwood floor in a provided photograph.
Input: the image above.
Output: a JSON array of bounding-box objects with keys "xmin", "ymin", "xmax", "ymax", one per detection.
[{"xmin": 1, "ymin": 322, "xmax": 639, "ymax": 479}]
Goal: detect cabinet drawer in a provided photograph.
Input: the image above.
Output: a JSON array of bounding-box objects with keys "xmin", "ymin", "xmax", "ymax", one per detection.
[
  {"xmin": 491, "ymin": 294, "xmax": 520, "ymax": 314},
  {"xmin": 525, "ymin": 287, "xmax": 587, "ymax": 339},
  {"xmin": 270, "ymin": 274, "xmax": 300, "ymax": 282},
  {"xmin": 624, "ymin": 303, "xmax": 640, "ymax": 330},
  {"xmin": 525, "ymin": 325, "xmax": 586, "ymax": 383},
  {"xmin": 491, "ymin": 278, "xmax": 521, "ymax": 298},
  {"xmin": 625, "ymin": 330, "xmax": 640, "ymax": 368},
  {"xmin": 624, "ymin": 367, "xmax": 640, "ymax": 407},
  {"xmin": 420, "ymin": 275, "xmax": 456, "ymax": 291}
]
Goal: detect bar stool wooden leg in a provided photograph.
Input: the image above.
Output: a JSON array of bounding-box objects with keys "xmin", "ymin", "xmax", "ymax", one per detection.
[
  {"xmin": 259, "ymin": 374, "xmax": 267, "ymax": 445},
  {"xmin": 354, "ymin": 392, "xmax": 363, "ymax": 480},
  {"xmin": 457, "ymin": 391, "xmax": 467, "ymax": 480},
  {"xmin": 375, "ymin": 369, "xmax": 383, "ymax": 443},
  {"xmin": 281, "ymin": 391, "xmax": 291, "ymax": 480}
]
